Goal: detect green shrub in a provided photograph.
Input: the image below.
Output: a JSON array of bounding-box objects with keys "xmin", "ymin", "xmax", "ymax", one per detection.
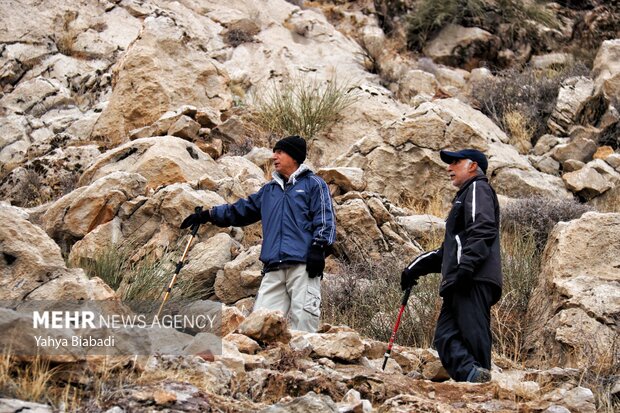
[{"xmin": 252, "ymin": 76, "xmax": 359, "ymax": 140}]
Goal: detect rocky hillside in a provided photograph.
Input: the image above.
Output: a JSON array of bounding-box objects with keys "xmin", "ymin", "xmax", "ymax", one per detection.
[{"xmin": 0, "ymin": 0, "xmax": 619, "ymax": 412}]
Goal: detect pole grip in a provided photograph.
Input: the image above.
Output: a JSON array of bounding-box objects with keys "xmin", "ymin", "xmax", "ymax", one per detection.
[
  {"xmin": 190, "ymin": 205, "xmax": 203, "ymax": 236},
  {"xmin": 401, "ymin": 287, "xmax": 411, "ymax": 306}
]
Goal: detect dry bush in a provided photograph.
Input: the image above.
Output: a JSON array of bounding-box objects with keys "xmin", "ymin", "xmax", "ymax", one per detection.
[
  {"xmin": 398, "ymin": 192, "xmax": 448, "ymax": 218},
  {"xmin": 0, "ymin": 353, "xmax": 82, "ymax": 410},
  {"xmin": 503, "ymin": 108, "xmax": 533, "ymax": 154},
  {"xmin": 76, "ymin": 240, "xmax": 207, "ymax": 304},
  {"xmin": 322, "ymin": 257, "xmax": 442, "ymax": 348},
  {"xmin": 405, "ymin": 0, "xmax": 558, "ymax": 52},
  {"xmin": 252, "ymin": 76, "xmax": 359, "ymax": 140},
  {"xmin": 492, "ymin": 228, "xmax": 540, "ymax": 362},
  {"xmin": 472, "ymin": 63, "xmax": 590, "ymax": 140},
  {"xmin": 501, "ymin": 197, "xmax": 593, "ymax": 251},
  {"xmin": 223, "ymin": 28, "xmax": 255, "ymax": 47}
]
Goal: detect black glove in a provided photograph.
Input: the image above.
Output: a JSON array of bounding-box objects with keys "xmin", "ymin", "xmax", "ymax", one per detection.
[
  {"xmin": 401, "ymin": 267, "xmax": 422, "ymax": 291},
  {"xmin": 306, "ymin": 242, "xmax": 325, "ymax": 278},
  {"xmin": 180, "ymin": 208, "xmax": 211, "ymax": 229},
  {"xmin": 454, "ymin": 267, "xmax": 474, "ymax": 290}
]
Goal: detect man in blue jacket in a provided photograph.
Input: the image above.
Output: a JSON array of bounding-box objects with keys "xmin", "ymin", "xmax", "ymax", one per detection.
[
  {"xmin": 181, "ymin": 135, "xmax": 336, "ymax": 332},
  {"xmin": 401, "ymin": 149, "xmax": 502, "ymax": 383}
]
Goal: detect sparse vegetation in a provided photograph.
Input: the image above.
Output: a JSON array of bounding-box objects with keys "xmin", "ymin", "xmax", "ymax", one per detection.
[
  {"xmin": 501, "ymin": 197, "xmax": 593, "ymax": 251},
  {"xmin": 77, "ymin": 241, "xmax": 207, "ymax": 304},
  {"xmin": 252, "ymin": 76, "xmax": 359, "ymax": 140},
  {"xmin": 406, "ymin": 0, "xmax": 486, "ymax": 51},
  {"xmin": 405, "ymin": 0, "xmax": 558, "ymax": 52},
  {"xmin": 322, "ymin": 257, "xmax": 442, "ymax": 348},
  {"xmin": 223, "ymin": 28, "xmax": 255, "ymax": 47},
  {"xmin": 472, "ymin": 63, "xmax": 590, "ymax": 142}
]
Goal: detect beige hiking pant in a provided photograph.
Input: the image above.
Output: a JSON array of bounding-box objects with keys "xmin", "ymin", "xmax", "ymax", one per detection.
[{"xmin": 253, "ymin": 263, "xmax": 321, "ymax": 332}]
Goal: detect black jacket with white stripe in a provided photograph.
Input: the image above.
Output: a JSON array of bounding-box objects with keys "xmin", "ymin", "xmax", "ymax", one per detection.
[{"xmin": 406, "ymin": 175, "xmax": 502, "ymax": 297}]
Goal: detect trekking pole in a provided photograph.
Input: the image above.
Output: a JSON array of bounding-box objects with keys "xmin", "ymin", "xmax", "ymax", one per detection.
[
  {"xmin": 155, "ymin": 206, "xmax": 203, "ymax": 319},
  {"xmin": 382, "ymin": 287, "xmax": 412, "ymax": 371}
]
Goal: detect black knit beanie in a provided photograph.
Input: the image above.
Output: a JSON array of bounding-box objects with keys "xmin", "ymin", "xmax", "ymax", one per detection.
[{"xmin": 273, "ymin": 135, "xmax": 307, "ymax": 165}]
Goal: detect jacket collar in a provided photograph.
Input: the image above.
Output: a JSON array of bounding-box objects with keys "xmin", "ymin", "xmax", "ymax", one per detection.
[
  {"xmin": 456, "ymin": 174, "xmax": 488, "ymax": 197},
  {"xmin": 272, "ymin": 164, "xmax": 312, "ymax": 189}
]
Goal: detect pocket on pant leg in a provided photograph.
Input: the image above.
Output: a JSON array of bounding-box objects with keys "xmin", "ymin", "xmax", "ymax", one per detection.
[{"xmin": 303, "ymin": 286, "xmax": 321, "ymax": 317}]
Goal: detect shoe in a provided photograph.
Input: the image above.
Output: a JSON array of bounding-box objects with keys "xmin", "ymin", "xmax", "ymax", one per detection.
[{"xmin": 467, "ymin": 367, "xmax": 491, "ymax": 383}]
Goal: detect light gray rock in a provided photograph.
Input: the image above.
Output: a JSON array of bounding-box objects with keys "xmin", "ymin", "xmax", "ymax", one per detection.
[
  {"xmin": 259, "ymin": 391, "xmax": 338, "ymax": 413},
  {"xmin": 562, "ymin": 159, "xmax": 584, "ymax": 172},
  {"xmin": 236, "ymin": 308, "xmax": 291, "ymax": 344},
  {"xmin": 548, "ymin": 77, "xmax": 595, "ymax": 136},
  {"xmin": 530, "ymin": 155, "xmax": 561, "ymax": 176},
  {"xmin": 592, "ymin": 39, "xmax": 620, "ymax": 100},
  {"xmin": 526, "ymin": 212, "xmax": 620, "ymax": 372},
  {"xmin": 423, "ymin": 24, "xmax": 499, "ymax": 68},
  {"xmin": 361, "ymin": 25, "xmax": 386, "ymax": 61},
  {"xmin": 492, "ymin": 168, "xmax": 571, "ymax": 199},
  {"xmin": 605, "ymin": 153, "xmax": 620, "ymax": 170},
  {"xmin": 180, "ymin": 233, "xmax": 236, "ymax": 291},
  {"xmin": 562, "ymin": 166, "xmax": 612, "ymax": 199},
  {"xmin": 0, "ymin": 398, "xmax": 53, "ymax": 413},
  {"xmin": 396, "ymin": 215, "xmax": 446, "ymax": 240},
  {"xmin": 214, "ymin": 245, "xmax": 262, "ymax": 304},
  {"xmin": 533, "ymin": 135, "xmax": 564, "ymax": 156},
  {"xmin": 304, "ymin": 331, "xmax": 365, "ymax": 362},
  {"xmin": 317, "ymin": 167, "xmax": 366, "ymax": 193},
  {"xmin": 530, "ymin": 53, "xmax": 573, "ymax": 70},
  {"xmin": 79, "ymin": 136, "xmax": 227, "ymax": 189}
]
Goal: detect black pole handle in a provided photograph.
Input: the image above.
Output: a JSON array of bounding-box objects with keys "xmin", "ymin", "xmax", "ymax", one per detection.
[{"xmin": 190, "ymin": 205, "xmax": 203, "ymax": 236}]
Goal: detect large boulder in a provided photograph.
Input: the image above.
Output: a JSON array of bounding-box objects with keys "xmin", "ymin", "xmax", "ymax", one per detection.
[
  {"xmin": 78, "ymin": 136, "xmax": 227, "ymax": 189},
  {"xmin": 333, "ymin": 98, "xmax": 570, "ymax": 205},
  {"xmin": 547, "ymin": 77, "xmax": 595, "ymax": 136},
  {"xmin": 526, "ymin": 212, "xmax": 620, "ymax": 372},
  {"xmin": 562, "ymin": 165, "xmax": 613, "ymax": 200},
  {"xmin": 422, "ymin": 24, "xmax": 500, "ymax": 69},
  {"xmin": 68, "ymin": 184, "xmax": 228, "ymax": 265},
  {"xmin": 91, "ymin": 15, "xmax": 231, "ymax": 144},
  {"xmin": 0, "ymin": 206, "xmax": 66, "ymax": 300},
  {"xmin": 41, "ymin": 171, "xmax": 147, "ymax": 251},
  {"xmin": 333, "ymin": 192, "xmax": 422, "ymax": 264},
  {"xmin": 0, "ymin": 205, "xmax": 116, "ymax": 302},
  {"xmin": 179, "ymin": 233, "xmax": 237, "ymax": 291}
]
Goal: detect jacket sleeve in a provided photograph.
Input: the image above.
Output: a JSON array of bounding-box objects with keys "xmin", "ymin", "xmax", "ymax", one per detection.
[
  {"xmin": 406, "ymin": 245, "xmax": 443, "ymax": 275},
  {"xmin": 459, "ymin": 181, "xmax": 499, "ymax": 272},
  {"xmin": 308, "ymin": 175, "xmax": 336, "ymax": 246},
  {"xmin": 210, "ymin": 185, "xmax": 264, "ymax": 227}
]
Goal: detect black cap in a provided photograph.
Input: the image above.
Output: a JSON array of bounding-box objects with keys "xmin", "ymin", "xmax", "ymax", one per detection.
[
  {"xmin": 440, "ymin": 149, "xmax": 488, "ymax": 174},
  {"xmin": 273, "ymin": 135, "xmax": 306, "ymax": 165}
]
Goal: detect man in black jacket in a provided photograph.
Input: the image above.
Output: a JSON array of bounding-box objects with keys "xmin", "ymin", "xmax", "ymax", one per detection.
[{"xmin": 401, "ymin": 149, "xmax": 502, "ymax": 383}]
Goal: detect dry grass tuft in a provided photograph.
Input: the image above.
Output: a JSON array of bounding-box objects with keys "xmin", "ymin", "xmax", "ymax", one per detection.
[{"xmin": 252, "ymin": 76, "xmax": 359, "ymax": 140}]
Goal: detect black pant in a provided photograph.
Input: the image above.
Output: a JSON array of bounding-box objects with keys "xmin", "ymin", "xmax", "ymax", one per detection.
[{"xmin": 433, "ymin": 282, "xmax": 499, "ymax": 381}]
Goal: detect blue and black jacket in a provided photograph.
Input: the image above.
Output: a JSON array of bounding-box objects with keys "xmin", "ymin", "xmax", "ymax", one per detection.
[{"xmin": 210, "ymin": 164, "xmax": 336, "ymax": 268}]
